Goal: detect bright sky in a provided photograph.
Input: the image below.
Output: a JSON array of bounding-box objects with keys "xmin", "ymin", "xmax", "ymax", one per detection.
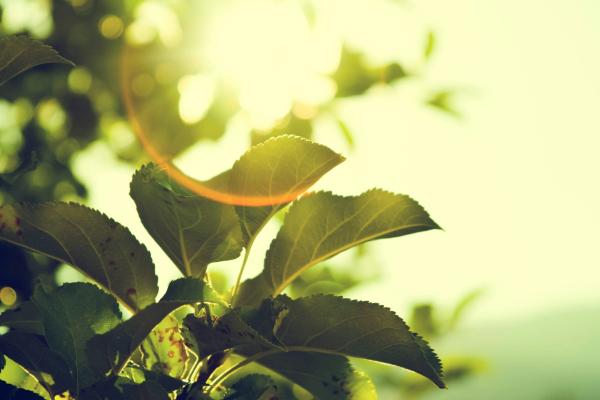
[{"xmin": 73, "ymin": 0, "xmax": 600, "ymax": 325}]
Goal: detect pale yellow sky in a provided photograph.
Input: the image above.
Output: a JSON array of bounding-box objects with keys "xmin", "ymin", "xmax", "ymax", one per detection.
[{"xmin": 73, "ymin": 0, "xmax": 600, "ymax": 324}]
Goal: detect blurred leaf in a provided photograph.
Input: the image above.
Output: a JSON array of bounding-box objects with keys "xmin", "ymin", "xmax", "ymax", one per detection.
[
  {"xmin": 0, "ymin": 202, "xmax": 158, "ymax": 311},
  {"xmin": 410, "ymin": 303, "xmax": 439, "ymax": 339},
  {"xmin": 424, "ymin": 31, "xmax": 436, "ymax": 61},
  {"xmin": 130, "ymin": 164, "xmax": 243, "ymax": 278},
  {"xmin": 223, "ymin": 374, "xmax": 279, "ymax": 400},
  {"xmin": 237, "ymin": 190, "xmax": 439, "ymax": 305},
  {"xmin": 0, "ymin": 35, "xmax": 73, "ymax": 86},
  {"xmin": 0, "ymin": 152, "xmax": 38, "ymax": 186},
  {"xmin": 289, "ymin": 266, "xmax": 363, "ymax": 298},
  {"xmin": 0, "ymin": 332, "xmax": 72, "ymax": 394},
  {"xmin": 250, "ymin": 114, "xmax": 313, "ymax": 146},
  {"xmin": 333, "ymin": 47, "xmax": 376, "ymax": 97},
  {"xmin": 31, "ymin": 282, "xmax": 123, "ymax": 394},
  {"xmin": 0, "ymin": 301, "xmax": 43, "ymax": 335},
  {"xmin": 87, "ymin": 278, "xmax": 218, "ymax": 377},
  {"xmin": 427, "ymin": 90, "xmax": 461, "ymax": 117},
  {"xmin": 0, "ymin": 380, "xmax": 45, "ymax": 400},
  {"xmin": 447, "ymin": 288, "xmax": 484, "ymax": 331},
  {"xmin": 121, "ymin": 381, "xmax": 170, "ymax": 400},
  {"xmin": 333, "ymin": 116, "xmax": 355, "ymax": 149}
]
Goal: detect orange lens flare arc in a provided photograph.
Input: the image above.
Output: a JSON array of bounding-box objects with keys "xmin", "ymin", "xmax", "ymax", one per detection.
[{"xmin": 119, "ymin": 46, "xmax": 309, "ymax": 207}]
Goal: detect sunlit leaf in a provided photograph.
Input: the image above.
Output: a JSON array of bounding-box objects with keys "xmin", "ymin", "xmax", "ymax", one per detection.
[
  {"xmin": 31, "ymin": 283, "xmax": 123, "ymax": 394},
  {"xmin": 87, "ymin": 278, "xmax": 219, "ymax": 377},
  {"xmin": 130, "ymin": 164, "xmax": 243, "ymax": 278},
  {"xmin": 0, "ymin": 380, "xmax": 45, "ymax": 400},
  {"xmin": 0, "ymin": 301, "xmax": 43, "ymax": 335},
  {"xmin": 0, "ymin": 332, "xmax": 72, "ymax": 394},
  {"xmin": 227, "ymin": 135, "xmax": 345, "ymax": 243},
  {"xmin": 139, "ymin": 315, "xmax": 189, "ymax": 379},
  {"xmin": 0, "ymin": 202, "xmax": 158, "ymax": 311},
  {"xmin": 424, "ymin": 31, "xmax": 436, "ymax": 61},
  {"xmin": 0, "ymin": 35, "xmax": 73, "ymax": 86},
  {"xmin": 237, "ymin": 190, "xmax": 439, "ymax": 305}
]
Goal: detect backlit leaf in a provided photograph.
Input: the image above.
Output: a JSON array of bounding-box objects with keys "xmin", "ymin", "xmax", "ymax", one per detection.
[
  {"xmin": 237, "ymin": 190, "xmax": 439, "ymax": 305},
  {"xmin": 31, "ymin": 283, "xmax": 123, "ymax": 394},
  {"xmin": 0, "ymin": 35, "xmax": 73, "ymax": 86},
  {"xmin": 0, "ymin": 202, "xmax": 158, "ymax": 311},
  {"xmin": 87, "ymin": 278, "xmax": 219, "ymax": 376},
  {"xmin": 130, "ymin": 164, "xmax": 243, "ymax": 278}
]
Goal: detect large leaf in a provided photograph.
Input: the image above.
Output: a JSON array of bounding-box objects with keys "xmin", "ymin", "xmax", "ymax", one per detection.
[
  {"xmin": 87, "ymin": 278, "xmax": 220, "ymax": 376},
  {"xmin": 121, "ymin": 381, "xmax": 170, "ymax": 400},
  {"xmin": 0, "ymin": 35, "xmax": 73, "ymax": 85},
  {"xmin": 258, "ymin": 352, "xmax": 377, "ymax": 400},
  {"xmin": 237, "ymin": 190, "xmax": 439, "ymax": 305},
  {"xmin": 130, "ymin": 164, "xmax": 243, "ymax": 278},
  {"xmin": 31, "ymin": 283, "xmax": 123, "ymax": 394},
  {"xmin": 223, "ymin": 374, "xmax": 280, "ymax": 400},
  {"xmin": 0, "ymin": 301, "xmax": 43, "ymax": 335},
  {"xmin": 226, "ymin": 135, "xmax": 345, "ymax": 242},
  {"xmin": 0, "ymin": 202, "xmax": 158, "ymax": 311},
  {"xmin": 266, "ymin": 295, "xmax": 444, "ymax": 388},
  {"xmin": 0, "ymin": 332, "xmax": 72, "ymax": 394}
]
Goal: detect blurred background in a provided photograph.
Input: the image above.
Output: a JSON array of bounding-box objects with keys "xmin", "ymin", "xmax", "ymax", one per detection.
[{"xmin": 1, "ymin": 0, "xmax": 599, "ymax": 398}]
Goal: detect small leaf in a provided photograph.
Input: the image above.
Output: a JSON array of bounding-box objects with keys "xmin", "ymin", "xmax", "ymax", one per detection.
[
  {"xmin": 258, "ymin": 352, "xmax": 377, "ymax": 400},
  {"xmin": 0, "ymin": 380, "xmax": 45, "ymax": 400},
  {"xmin": 87, "ymin": 278, "xmax": 218, "ymax": 376},
  {"xmin": 32, "ymin": 282, "xmax": 123, "ymax": 394},
  {"xmin": 237, "ymin": 190, "xmax": 439, "ymax": 305},
  {"xmin": 0, "ymin": 301, "xmax": 43, "ymax": 335},
  {"xmin": 130, "ymin": 164, "xmax": 243, "ymax": 278},
  {"xmin": 0, "ymin": 202, "xmax": 159, "ymax": 311},
  {"xmin": 424, "ymin": 31, "xmax": 436, "ymax": 61},
  {"xmin": 228, "ymin": 135, "xmax": 344, "ymax": 242},
  {"xmin": 0, "ymin": 332, "xmax": 72, "ymax": 393},
  {"xmin": 267, "ymin": 295, "xmax": 445, "ymax": 388},
  {"xmin": 139, "ymin": 315, "xmax": 190, "ymax": 379},
  {"xmin": 121, "ymin": 381, "xmax": 170, "ymax": 400},
  {"xmin": 223, "ymin": 374, "xmax": 280, "ymax": 400},
  {"xmin": 0, "ymin": 35, "xmax": 73, "ymax": 86}
]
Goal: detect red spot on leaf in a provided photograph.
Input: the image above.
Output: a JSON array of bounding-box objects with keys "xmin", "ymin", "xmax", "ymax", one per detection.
[
  {"xmin": 167, "ymin": 350, "xmax": 175, "ymax": 358},
  {"xmin": 126, "ymin": 288, "xmax": 137, "ymax": 296}
]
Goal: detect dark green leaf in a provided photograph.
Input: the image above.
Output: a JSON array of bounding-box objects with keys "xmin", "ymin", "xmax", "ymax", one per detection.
[
  {"xmin": 258, "ymin": 352, "xmax": 376, "ymax": 400},
  {"xmin": 0, "ymin": 35, "xmax": 73, "ymax": 86},
  {"xmin": 237, "ymin": 190, "xmax": 439, "ymax": 305},
  {"xmin": 0, "ymin": 202, "xmax": 158, "ymax": 311},
  {"xmin": 32, "ymin": 282, "xmax": 123, "ymax": 394},
  {"xmin": 0, "ymin": 332, "xmax": 72, "ymax": 393},
  {"xmin": 0, "ymin": 301, "xmax": 43, "ymax": 335},
  {"xmin": 0, "ymin": 380, "xmax": 45, "ymax": 400},
  {"xmin": 87, "ymin": 278, "xmax": 218, "ymax": 376},
  {"xmin": 223, "ymin": 374, "xmax": 279, "ymax": 400},
  {"xmin": 121, "ymin": 381, "xmax": 170, "ymax": 400},
  {"xmin": 266, "ymin": 295, "xmax": 445, "ymax": 388},
  {"xmin": 130, "ymin": 164, "xmax": 243, "ymax": 278}
]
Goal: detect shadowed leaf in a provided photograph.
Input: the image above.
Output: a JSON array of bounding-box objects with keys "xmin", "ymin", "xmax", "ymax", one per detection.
[
  {"xmin": 0, "ymin": 301, "xmax": 43, "ymax": 335},
  {"xmin": 0, "ymin": 202, "xmax": 158, "ymax": 311},
  {"xmin": 223, "ymin": 374, "xmax": 280, "ymax": 400},
  {"xmin": 32, "ymin": 283, "xmax": 123, "ymax": 394},
  {"xmin": 0, "ymin": 380, "xmax": 45, "ymax": 400}
]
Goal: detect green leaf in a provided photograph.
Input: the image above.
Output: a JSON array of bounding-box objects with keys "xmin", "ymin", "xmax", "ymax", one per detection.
[
  {"xmin": 87, "ymin": 278, "xmax": 219, "ymax": 376},
  {"xmin": 139, "ymin": 315, "xmax": 190, "ymax": 379},
  {"xmin": 0, "ymin": 332, "xmax": 72, "ymax": 394},
  {"xmin": 258, "ymin": 352, "xmax": 377, "ymax": 400},
  {"xmin": 121, "ymin": 381, "xmax": 170, "ymax": 400},
  {"xmin": 424, "ymin": 31, "xmax": 436, "ymax": 61},
  {"xmin": 0, "ymin": 202, "xmax": 158, "ymax": 311},
  {"xmin": 0, "ymin": 380, "xmax": 45, "ymax": 400},
  {"xmin": 0, "ymin": 35, "xmax": 73, "ymax": 86},
  {"xmin": 228, "ymin": 135, "xmax": 344, "ymax": 243},
  {"xmin": 0, "ymin": 301, "xmax": 43, "ymax": 335},
  {"xmin": 237, "ymin": 190, "xmax": 440, "ymax": 305},
  {"xmin": 264, "ymin": 295, "xmax": 445, "ymax": 388},
  {"xmin": 130, "ymin": 164, "xmax": 243, "ymax": 278},
  {"xmin": 31, "ymin": 282, "xmax": 123, "ymax": 394},
  {"xmin": 223, "ymin": 374, "xmax": 280, "ymax": 400}
]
